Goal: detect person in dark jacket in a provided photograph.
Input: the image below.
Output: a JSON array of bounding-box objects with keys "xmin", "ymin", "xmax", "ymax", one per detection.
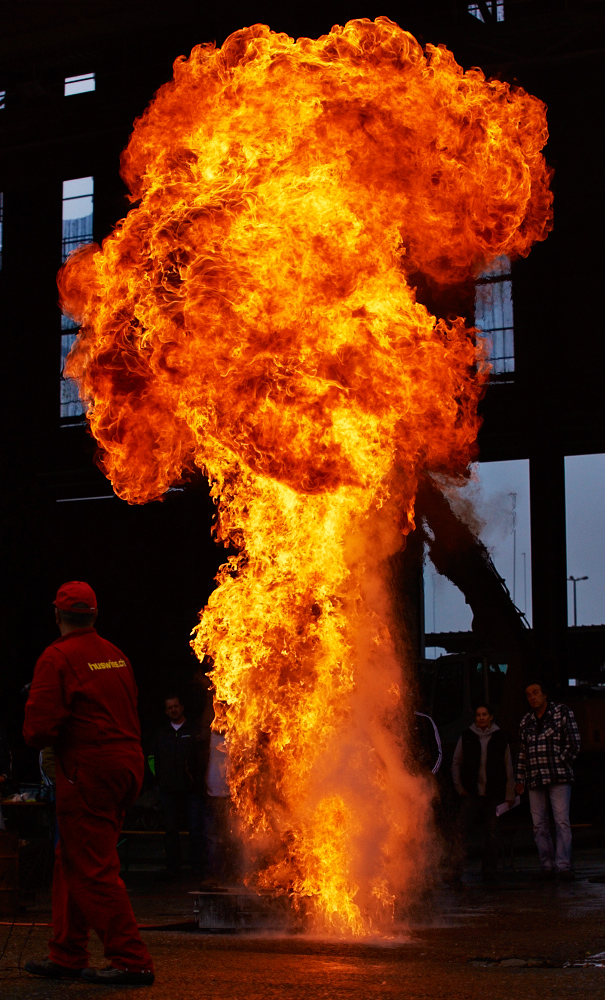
[
  {"xmin": 413, "ymin": 711, "xmax": 442, "ymax": 775},
  {"xmin": 452, "ymin": 703, "xmax": 515, "ymax": 880},
  {"xmin": 149, "ymin": 696, "xmax": 209, "ymax": 876}
]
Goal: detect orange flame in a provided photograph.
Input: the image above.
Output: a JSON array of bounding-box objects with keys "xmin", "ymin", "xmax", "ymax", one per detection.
[{"xmin": 58, "ymin": 18, "xmax": 552, "ymax": 934}]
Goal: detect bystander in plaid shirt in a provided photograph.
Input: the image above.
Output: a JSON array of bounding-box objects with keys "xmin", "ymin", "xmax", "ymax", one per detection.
[{"xmin": 516, "ymin": 701, "xmax": 581, "ymax": 788}]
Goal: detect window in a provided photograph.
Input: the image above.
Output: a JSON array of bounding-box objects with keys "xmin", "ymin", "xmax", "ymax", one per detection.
[
  {"xmin": 0, "ymin": 192, "xmax": 3, "ymax": 270},
  {"xmin": 565, "ymin": 454, "xmax": 605, "ymax": 627},
  {"xmin": 61, "ymin": 177, "xmax": 93, "ymax": 421},
  {"xmin": 424, "ymin": 458, "xmax": 533, "ymax": 638},
  {"xmin": 468, "ymin": 2, "xmax": 505, "ymax": 22},
  {"xmin": 64, "ymin": 73, "xmax": 95, "ymax": 96},
  {"xmin": 475, "ymin": 255, "xmax": 514, "ymax": 376},
  {"xmin": 62, "ymin": 176, "xmax": 93, "ymax": 261},
  {"xmin": 60, "ymin": 332, "xmax": 85, "ymax": 421}
]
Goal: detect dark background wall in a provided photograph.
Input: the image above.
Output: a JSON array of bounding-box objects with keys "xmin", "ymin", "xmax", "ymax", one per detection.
[{"xmin": 1, "ymin": 1, "xmax": 604, "ymax": 777}]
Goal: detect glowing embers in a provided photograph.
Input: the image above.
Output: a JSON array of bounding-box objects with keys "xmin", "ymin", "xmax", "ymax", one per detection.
[{"xmin": 57, "ymin": 18, "xmax": 553, "ymax": 934}]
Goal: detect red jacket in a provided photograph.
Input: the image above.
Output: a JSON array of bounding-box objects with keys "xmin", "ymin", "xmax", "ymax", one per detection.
[{"xmin": 23, "ymin": 628, "xmax": 142, "ymax": 762}]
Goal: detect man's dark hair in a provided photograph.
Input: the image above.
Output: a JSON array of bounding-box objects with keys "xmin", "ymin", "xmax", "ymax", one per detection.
[
  {"xmin": 58, "ymin": 608, "xmax": 97, "ymax": 628},
  {"xmin": 525, "ymin": 677, "xmax": 549, "ymax": 695},
  {"xmin": 164, "ymin": 694, "xmax": 184, "ymax": 705}
]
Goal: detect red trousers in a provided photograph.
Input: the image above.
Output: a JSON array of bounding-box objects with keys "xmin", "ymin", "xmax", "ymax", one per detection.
[{"xmin": 50, "ymin": 748, "xmax": 153, "ymax": 973}]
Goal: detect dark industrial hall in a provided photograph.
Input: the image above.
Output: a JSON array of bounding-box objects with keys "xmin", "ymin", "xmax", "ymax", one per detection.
[{"xmin": 1, "ymin": 1, "xmax": 604, "ymax": 995}]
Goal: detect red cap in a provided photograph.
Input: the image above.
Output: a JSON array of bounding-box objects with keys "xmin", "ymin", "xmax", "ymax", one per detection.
[{"xmin": 53, "ymin": 581, "xmax": 98, "ymax": 613}]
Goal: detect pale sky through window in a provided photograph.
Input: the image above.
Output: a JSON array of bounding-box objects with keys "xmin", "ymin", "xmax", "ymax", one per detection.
[
  {"xmin": 424, "ymin": 454, "xmax": 605, "ymax": 653},
  {"xmin": 565, "ymin": 453, "xmax": 605, "ymax": 626},
  {"xmin": 64, "ymin": 73, "xmax": 96, "ymax": 96},
  {"xmin": 62, "ymin": 176, "xmax": 93, "ymax": 220},
  {"xmin": 424, "ymin": 459, "xmax": 532, "ymax": 654}
]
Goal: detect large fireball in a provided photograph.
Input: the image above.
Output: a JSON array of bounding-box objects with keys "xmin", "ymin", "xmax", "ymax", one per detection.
[{"xmin": 58, "ymin": 18, "xmax": 552, "ymax": 933}]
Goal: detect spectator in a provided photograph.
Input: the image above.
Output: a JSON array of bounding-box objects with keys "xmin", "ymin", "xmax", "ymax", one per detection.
[
  {"xmin": 516, "ymin": 678, "xmax": 581, "ymax": 880},
  {"xmin": 452, "ymin": 702, "xmax": 515, "ymax": 881},
  {"xmin": 204, "ymin": 699, "xmax": 239, "ymax": 884},
  {"xmin": 149, "ymin": 695, "xmax": 209, "ymax": 877},
  {"xmin": 413, "ymin": 711, "xmax": 443, "ymax": 775}
]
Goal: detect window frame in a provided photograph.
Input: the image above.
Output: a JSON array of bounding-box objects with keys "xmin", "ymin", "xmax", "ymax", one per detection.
[
  {"xmin": 60, "ymin": 176, "xmax": 94, "ymax": 423},
  {"xmin": 475, "ymin": 255, "xmax": 515, "ymax": 380}
]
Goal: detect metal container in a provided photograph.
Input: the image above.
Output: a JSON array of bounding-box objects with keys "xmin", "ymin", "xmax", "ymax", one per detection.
[{"xmin": 190, "ymin": 888, "xmax": 294, "ymax": 932}]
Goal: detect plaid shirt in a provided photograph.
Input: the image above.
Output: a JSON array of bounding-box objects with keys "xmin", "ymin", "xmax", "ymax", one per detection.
[{"xmin": 516, "ymin": 702, "xmax": 581, "ymax": 789}]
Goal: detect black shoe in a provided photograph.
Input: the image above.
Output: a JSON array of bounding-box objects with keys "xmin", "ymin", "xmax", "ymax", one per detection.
[
  {"xmin": 24, "ymin": 958, "xmax": 86, "ymax": 979},
  {"xmin": 82, "ymin": 966, "xmax": 155, "ymax": 985},
  {"xmin": 557, "ymin": 869, "xmax": 575, "ymax": 882}
]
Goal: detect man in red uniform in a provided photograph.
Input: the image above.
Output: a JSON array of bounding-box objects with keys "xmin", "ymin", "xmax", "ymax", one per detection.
[{"xmin": 23, "ymin": 581, "xmax": 154, "ymax": 986}]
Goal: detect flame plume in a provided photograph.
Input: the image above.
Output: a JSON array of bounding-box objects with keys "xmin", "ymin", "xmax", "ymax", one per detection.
[{"xmin": 58, "ymin": 18, "xmax": 552, "ymax": 934}]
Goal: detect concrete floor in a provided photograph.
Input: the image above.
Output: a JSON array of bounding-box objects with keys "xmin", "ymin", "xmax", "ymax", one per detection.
[{"xmin": 1, "ymin": 846, "xmax": 604, "ymax": 998}]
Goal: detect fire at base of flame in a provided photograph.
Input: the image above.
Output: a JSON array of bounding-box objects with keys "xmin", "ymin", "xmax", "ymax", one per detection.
[
  {"xmin": 57, "ymin": 17, "xmax": 553, "ymax": 935},
  {"xmin": 193, "ymin": 467, "xmax": 435, "ymax": 934}
]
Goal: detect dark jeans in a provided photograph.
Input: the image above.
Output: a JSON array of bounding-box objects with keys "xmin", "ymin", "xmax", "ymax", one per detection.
[
  {"xmin": 159, "ymin": 790, "xmax": 205, "ymax": 873},
  {"xmin": 528, "ymin": 784, "xmax": 572, "ymax": 871},
  {"xmin": 459, "ymin": 794, "xmax": 500, "ymax": 873}
]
